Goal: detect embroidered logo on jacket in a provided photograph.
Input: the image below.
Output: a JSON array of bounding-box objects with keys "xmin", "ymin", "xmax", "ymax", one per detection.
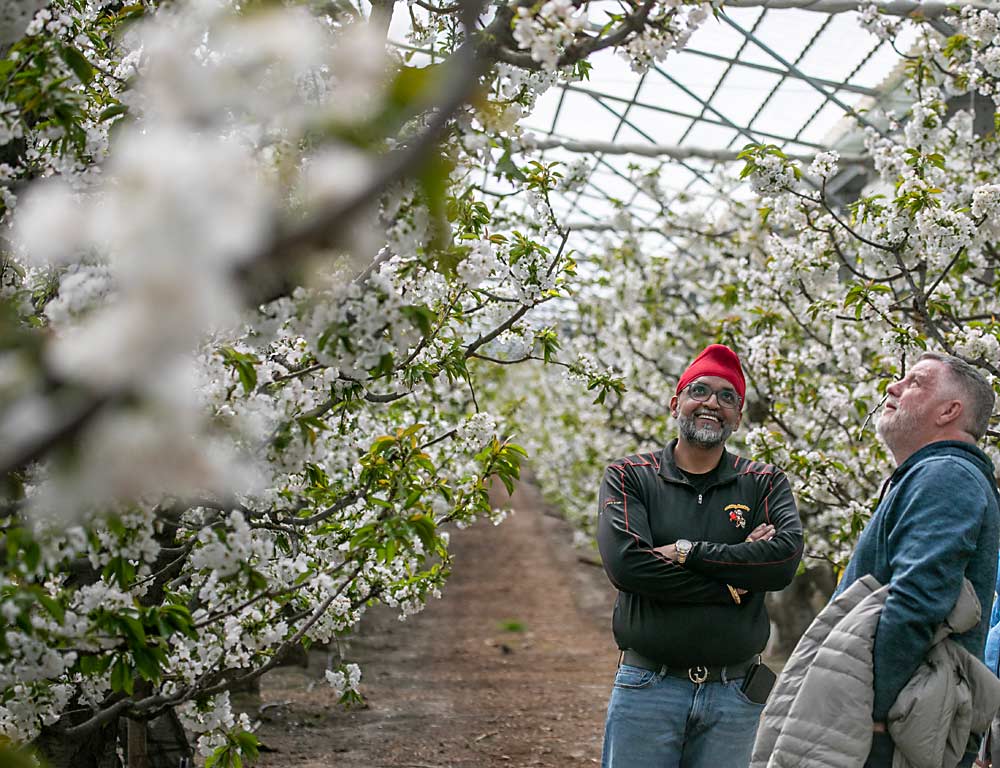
[{"xmin": 725, "ymin": 503, "xmax": 749, "ymax": 528}]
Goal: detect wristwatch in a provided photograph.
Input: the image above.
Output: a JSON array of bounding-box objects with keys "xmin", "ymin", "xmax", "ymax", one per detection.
[{"xmin": 675, "ymin": 539, "xmax": 693, "ymax": 565}]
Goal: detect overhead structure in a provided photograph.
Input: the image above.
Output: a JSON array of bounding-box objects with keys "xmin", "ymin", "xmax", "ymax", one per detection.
[
  {"xmin": 723, "ymin": 0, "xmax": 992, "ymax": 17},
  {"xmin": 513, "ymin": 3, "xmax": 928, "ymax": 246}
]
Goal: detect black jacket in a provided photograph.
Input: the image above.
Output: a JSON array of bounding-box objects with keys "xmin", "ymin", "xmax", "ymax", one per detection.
[{"xmin": 597, "ymin": 439, "xmax": 803, "ymax": 666}]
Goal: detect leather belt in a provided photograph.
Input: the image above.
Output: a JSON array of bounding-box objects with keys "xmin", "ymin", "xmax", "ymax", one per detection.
[{"xmin": 621, "ymin": 650, "xmax": 758, "ymax": 684}]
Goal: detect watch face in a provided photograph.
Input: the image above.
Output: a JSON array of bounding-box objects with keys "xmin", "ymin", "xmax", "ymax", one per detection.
[{"xmin": 677, "ymin": 539, "xmax": 692, "ymax": 553}]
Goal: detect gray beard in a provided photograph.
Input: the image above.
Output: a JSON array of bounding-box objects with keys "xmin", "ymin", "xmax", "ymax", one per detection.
[
  {"xmin": 677, "ymin": 411, "xmax": 733, "ymax": 448},
  {"xmin": 876, "ymin": 407, "xmax": 915, "ymax": 452}
]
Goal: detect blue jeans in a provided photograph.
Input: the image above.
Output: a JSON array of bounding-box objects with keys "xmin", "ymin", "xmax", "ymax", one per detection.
[{"xmin": 601, "ymin": 664, "xmax": 764, "ymax": 768}]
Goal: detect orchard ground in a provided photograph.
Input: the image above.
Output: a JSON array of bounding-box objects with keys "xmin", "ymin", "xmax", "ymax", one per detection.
[{"xmin": 247, "ymin": 479, "xmax": 617, "ymax": 767}]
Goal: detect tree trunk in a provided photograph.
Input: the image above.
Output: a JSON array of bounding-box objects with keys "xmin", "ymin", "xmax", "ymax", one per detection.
[
  {"xmin": 126, "ymin": 717, "xmax": 149, "ymax": 768},
  {"xmin": 126, "ymin": 681, "xmax": 151, "ymax": 768},
  {"xmin": 34, "ymin": 717, "xmax": 121, "ymax": 768},
  {"xmin": 765, "ymin": 563, "xmax": 837, "ymax": 658}
]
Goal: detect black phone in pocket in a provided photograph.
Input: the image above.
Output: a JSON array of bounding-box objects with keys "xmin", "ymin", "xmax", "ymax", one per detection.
[{"xmin": 740, "ymin": 660, "xmax": 777, "ymax": 704}]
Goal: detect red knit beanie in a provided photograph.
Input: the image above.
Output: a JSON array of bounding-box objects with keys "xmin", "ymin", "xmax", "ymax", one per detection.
[{"xmin": 676, "ymin": 344, "xmax": 746, "ymax": 404}]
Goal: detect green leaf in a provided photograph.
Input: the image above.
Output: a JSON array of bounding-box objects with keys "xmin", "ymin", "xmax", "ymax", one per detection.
[
  {"xmin": 417, "ymin": 151, "xmax": 455, "ymax": 255},
  {"xmin": 943, "ymin": 33, "xmax": 968, "ymax": 60},
  {"xmin": 400, "ymin": 304, "xmax": 436, "ymax": 337},
  {"xmin": 160, "ymin": 604, "xmax": 197, "ymax": 638},
  {"xmin": 120, "ymin": 615, "xmax": 147, "ymax": 645},
  {"xmin": 371, "ymin": 352, "xmax": 394, "ymax": 377},
  {"xmin": 494, "ymin": 148, "xmax": 527, "ymax": 182},
  {"xmin": 110, "ymin": 657, "xmax": 134, "ymax": 694},
  {"xmin": 499, "ymin": 619, "xmax": 525, "ymax": 632},
  {"xmin": 388, "ymin": 64, "xmax": 444, "ymax": 110},
  {"xmin": 234, "ymin": 731, "xmax": 259, "ymax": 759},
  {"xmin": 107, "ymin": 516, "xmax": 127, "ymax": 538},
  {"xmin": 408, "ymin": 513, "xmax": 437, "ymax": 548},
  {"xmin": 80, "ymin": 654, "xmax": 112, "ymax": 676},
  {"xmin": 36, "ymin": 592, "xmax": 64, "ymax": 623},
  {"xmin": 99, "ymin": 103, "xmax": 128, "ymax": 122},
  {"xmin": 132, "ymin": 644, "xmax": 162, "ymax": 682},
  {"xmin": 61, "ymin": 46, "xmax": 94, "ymax": 85},
  {"xmin": 350, "ymin": 523, "xmax": 378, "ymax": 550},
  {"xmin": 24, "ymin": 540, "xmax": 41, "ymax": 572},
  {"xmin": 103, "ymin": 556, "xmax": 136, "ymax": 588},
  {"xmin": 297, "ymin": 415, "xmax": 329, "ymax": 445},
  {"xmin": 218, "ymin": 346, "xmax": 260, "ymax": 395},
  {"xmin": 370, "ymin": 435, "xmax": 397, "ymax": 454},
  {"xmin": 0, "ymin": 744, "xmax": 43, "ymax": 768},
  {"xmin": 247, "ymin": 568, "xmax": 268, "ymax": 594}
]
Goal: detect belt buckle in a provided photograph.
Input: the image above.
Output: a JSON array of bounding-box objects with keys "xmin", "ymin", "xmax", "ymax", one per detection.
[{"xmin": 688, "ymin": 665, "xmax": 709, "ymax": 684}]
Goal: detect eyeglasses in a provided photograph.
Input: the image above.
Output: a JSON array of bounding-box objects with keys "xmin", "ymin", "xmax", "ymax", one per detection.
[{"xmin": 682, "ymin": 382, "xmax": 742, "ymax": 410}]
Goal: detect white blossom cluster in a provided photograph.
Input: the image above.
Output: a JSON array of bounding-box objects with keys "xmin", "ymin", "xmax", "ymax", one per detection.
[
  {"xmin": 972, "ymin": 183, "xmax": 1000, "ymax": 219},
  {"xmin": 0, "ymin": 100, "xmax": 25, "ymax": 146},
  {"xmin": 457, "ymin": 240, "xmax": 501, "ymax": 287},
  {"xmin": 0, "ymin": 0, "xmax": 133, "ymax": 217},
  {"xmin": 189, "ymin": 511, "xmax": 271, "ymax": 578},
  {"xmin": 808, "ymin": 150, "xmax": 840, "ymax": 180},
  {"xmin": 511, "ymin": 0, "xmax": 587, "ymax": 70},
  {"xmin": 903, "ymin": 98, "xmax": 946, "ymax": 149},
  {"xmin": 858, "ymin": 4, "xmax": 902, "ymax": 41},
  {"xmin": 560, "ymin": 158, "xmax": 593, "ymax": 193},
  {"xmin": 747, "ymin": 152, "xmax": 797, "ymax": 195},
  {"xmin": 176, "ymin": 692, "xmax": 256, "ymax": 757},
  {"xmin": 951, "ymin": 326, "xmax": 1000, "ymax": 362},
  {"xmin": 457, "ymin": 412, "xmax": 499, "ymax": 449},
  {"xmin": 916, "ymin": 208, "xmax": 977, "ymax": 268},
  {"xmin": 960, "ymin": 7, "xmax": 1000, "ymax": 44},
  {"xmin": 620, "ymin": 3, "xmax": 711, "ymax": 74},
  {"xmin": 24, "ymin": 5, "xmax": 74, "ymax": 37},
  {"xmin": 324, "ymin": 662, "xmax": 362, "ymax": 697}
]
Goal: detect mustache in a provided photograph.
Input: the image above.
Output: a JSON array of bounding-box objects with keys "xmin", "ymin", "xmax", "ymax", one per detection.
[{"xmin": 859, "ymin": 393, "xmax": 890, "ymax": 439}]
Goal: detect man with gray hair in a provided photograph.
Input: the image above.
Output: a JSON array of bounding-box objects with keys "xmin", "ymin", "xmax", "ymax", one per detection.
[{"xmin": 835, "ymin": 351, "xmax": 1000, "ymax": 768}]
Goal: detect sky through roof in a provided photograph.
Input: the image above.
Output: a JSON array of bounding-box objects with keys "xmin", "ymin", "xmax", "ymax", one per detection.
[{"xmin": 523, "ymin": 6, "xmax": 919, "ymax": 247}]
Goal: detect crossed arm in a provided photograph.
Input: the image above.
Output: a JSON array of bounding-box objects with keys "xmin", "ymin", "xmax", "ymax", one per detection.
[
  {"xmin": 681, "ymin": 470, "xmax": 803, "ymax": 592},
  {"xmin": 596, "ymin": 464, "xmax": 769, "ymax": 605}
]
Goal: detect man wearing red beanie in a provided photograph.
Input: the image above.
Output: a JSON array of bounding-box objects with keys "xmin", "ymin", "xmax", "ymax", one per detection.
[{"xmin": 597, "ymin": 343, "xmax": 803, "ymax": 768}]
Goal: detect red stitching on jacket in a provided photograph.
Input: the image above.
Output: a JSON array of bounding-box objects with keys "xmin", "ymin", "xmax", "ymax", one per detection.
[
  {"xmin": 606, "ymin": 458, "xmax": 673, "ymax": 564},
  {"xmin": 619, "ymin": 468, "xmax": 629, "ymax": 533},
  {"xmin": 762, "ymin": 474, "xmax": 792, "ymax": 525},
  {"xmin": 737, "ymin": 465, "xmax": 776, "ymax": 477},
  {"xmin": 734, "ymin": 460, "xmax": 791, "ymax": 526}
]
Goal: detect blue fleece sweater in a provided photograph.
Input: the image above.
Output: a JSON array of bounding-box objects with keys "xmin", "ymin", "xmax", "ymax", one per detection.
[{"xmin": 835, "ymin": 440, "xmax": 1000, "ymax": 722}]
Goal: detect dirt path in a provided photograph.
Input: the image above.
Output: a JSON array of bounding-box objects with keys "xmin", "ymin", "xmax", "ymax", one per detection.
[{"xmin": 251, "ymin": 481, "xmax": 619, "ymax": 767}]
